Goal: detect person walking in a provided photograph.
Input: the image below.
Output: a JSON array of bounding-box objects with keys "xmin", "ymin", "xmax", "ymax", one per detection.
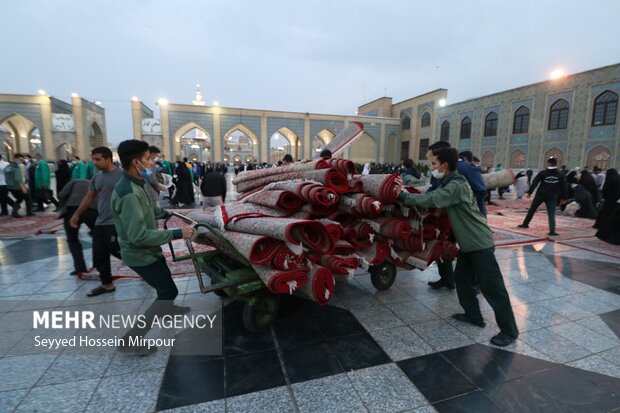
[
  {"xmin": 200, "ymin": 166, "xmax": 227, "ymax": 208},
  {"xmin": 0, "ymin": 154, "xmax": 16, "ymax": 216},
  {"xmin": 518, "ymin": 157, "xmax": 566, "ymax": 236},
  {"xmin": 55, "ymin": 159, "xmax": 72, "ymax": 195},
  {"xmin": 398, "ymin": 147, "xmax": 519, "ymax": 346},
  {"xmin": 111, "ymin": 139, "xmax": 195, "ymax": 355},
  {"xmin": 58, "ymin": 179, "xmax": 97, "ymax": 275},
  {"xmin": 34, "ymin": 153, "xmax": 59, "ymax": 211},
  {"xmin": 70, "ymin": 147, "xmax": 123, "ymax": 297},
  {"xmin": 4, "ymin": 154, "xmax": 28, "ymax": 217}
]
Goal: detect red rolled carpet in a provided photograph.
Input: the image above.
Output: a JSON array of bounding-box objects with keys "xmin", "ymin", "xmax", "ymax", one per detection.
[
  {"xmin": 372, "ymin": 217, "xmax": 413, "ymax": 240},
  {"xmin": 333, "ymin": 240, "xmax": 357, "ymax": 255},
  {"xmin": 243, "ymin": 189, "xmax": 303, "ymax": 212},
  {"xmin": 214, "ymin": 231, "xmax": 301, "ymax": 270},
  {"xmin": 323, "ymin": 158, "xmax": 356, "ymax": 176},
  {"xmin": 318, "ymin": 122, "xmax": 364, "ymax": 157},
  {"xmin": 354, "ymin": 174, "xmax": 401, "ymax": 203},
  {"xmin": 226, "ymin": 218, "xmax": 334, "ymax": 254},
  {"xmin": 356, "ymin": 240, "xmax": 389, "ymax": 265},
  {"xmin": 299, "ymin": 265, "xmax": 335, "ymax": 305},
  {"xmin": 339, "ymin": 193, "xmax": 383, "ymax": 216},
  {"xmin": 267, "ymin": 181, "xmax": 339, "ymax": 207},
  {"xmin": 233, "ymin": 159, "xmax": 329, "ymax": 185},
  {"xmin": 235, "ymin": 168, "xmax": 349, "ymax": 194},
  {"xmin": 320, "ymin": 254, "xmax": 359, "ymax": 275},
  {"xmin": 254, "ymin": 265, "xmax": 308, "ymax": 294},
  {"xmin": 393, "ymin": 235, "xmax": 424, "ymax": 252},
  {"xmin": 343, "ymin": 221, "xmax": 373, "ymax": 248}
]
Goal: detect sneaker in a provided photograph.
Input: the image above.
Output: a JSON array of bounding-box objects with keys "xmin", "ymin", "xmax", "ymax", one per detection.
[
  {"xmin": 452, "ymin": 313, "xmax": 486, "ymax": 327},
  {"xmin": 428, "ymin": 279, "xmax": 456, "ymax": 290},
  {"xmin": 117, "ymin": 343, "xmax": 158, "ymax": 356},
  {"xmin": 490, "ymin": 332, "xmax": 517, "ymax": 347},
  {"xmin": 517, "ymin": 224, "xmax": 529, "ymax": 229}
]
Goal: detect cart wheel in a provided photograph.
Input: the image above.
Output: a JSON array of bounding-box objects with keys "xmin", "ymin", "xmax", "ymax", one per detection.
[
  {"xmin": 369, "ymin": 261, "xmax": 397, "ymax": 291},
  {"xmin": 242, "ymin": 293, "xmax": 280, "ymax": 333}
]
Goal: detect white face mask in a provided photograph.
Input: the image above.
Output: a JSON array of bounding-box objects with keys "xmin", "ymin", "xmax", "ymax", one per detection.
[{"xmin": 431, "ymin": 169, "xmax": 445, "ymax": 179}]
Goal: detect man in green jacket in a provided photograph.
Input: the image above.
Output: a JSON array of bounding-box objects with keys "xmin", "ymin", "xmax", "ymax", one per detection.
[
  {"xmin": 112, "ymin": 139, "xmax": 195, "ymax": 355},
  {"xmin": 397, "ymin": 147, "xmax": 518, "ymax": 347},
  {"xmin": 34, "ymin": 153, "xmax": 59, "ymax": 210},
  {"xmin": 71, "ymin": 156, "xmax": 87, "ymax": 180}
]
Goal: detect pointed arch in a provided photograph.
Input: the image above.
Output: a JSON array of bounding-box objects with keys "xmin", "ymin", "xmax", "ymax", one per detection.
[
  {"xmin": 173, "ymin": 122, "xmax": 210, "ymax": 140},
  {"xmin": 509, "ymin": 149, "xmax": 526, "ymax": 168},
  {"xmin": 586, "ymin": 145, "xmax": 612, "ymax": 170},
  {"xmin": 313, "ymin": 128, "xmax": 335, "ymax": 156},
  {"xmin": 90, "ymin": 122, "xmax": 103, "ymax": 148},
  {"xmin": 224, "ymin": 124, "xmax": 259, "ymax": 163}
]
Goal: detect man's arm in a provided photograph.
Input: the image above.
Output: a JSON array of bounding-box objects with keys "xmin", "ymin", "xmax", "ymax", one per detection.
[
  {"xmin": 117, "ymin": 194, "xmax": 181, "ymax": 246},
  {"xmin": 69, "ymin": 190, "xmax": 97, "ymax": 227},
  {"xmin": 527, "ymin": 172, "xmax": 543, "ymax": 196},
  {"xmin": 398, "ymin": 180, "xmax": 461, "ymax": 209}
]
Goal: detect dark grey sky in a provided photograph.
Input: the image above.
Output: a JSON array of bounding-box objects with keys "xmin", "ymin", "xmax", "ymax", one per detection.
[{"xmin": 2, "ymin": 0, "xmax": 619, "ymax": 144}]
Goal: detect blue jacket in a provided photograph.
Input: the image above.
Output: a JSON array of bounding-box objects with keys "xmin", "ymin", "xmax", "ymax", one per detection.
[{"xmin": 457, "ymin": 159, "xmax": 486, "ymax": 193}]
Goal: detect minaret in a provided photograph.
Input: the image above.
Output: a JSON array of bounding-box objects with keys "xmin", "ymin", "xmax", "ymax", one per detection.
[{"xmin": 192, "ymin": 83, "xmax": 205, "ymax": 106}]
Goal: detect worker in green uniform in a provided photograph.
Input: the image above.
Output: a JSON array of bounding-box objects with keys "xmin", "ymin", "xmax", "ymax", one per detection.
[{"xmin": 397, "ymin": 147, "xmax": 519, "ymax": 347}]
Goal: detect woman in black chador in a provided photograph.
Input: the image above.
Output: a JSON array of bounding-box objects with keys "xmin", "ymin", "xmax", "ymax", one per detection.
[{"xmin": 171, "ymin": 161, "xmax": 195, "ymax": 207}]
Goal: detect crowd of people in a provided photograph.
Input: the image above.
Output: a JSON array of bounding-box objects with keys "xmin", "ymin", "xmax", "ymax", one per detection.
[{"xmin": 1, "ymin": 142, "xmax": 617, "ymax": 353}]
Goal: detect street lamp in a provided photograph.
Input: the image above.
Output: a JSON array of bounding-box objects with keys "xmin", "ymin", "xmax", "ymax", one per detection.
[
  {"xmin": 550, "ymin": 68, "xmax": 566, "ymax": 80},
  {"xmin": 439, "ymin": 99, "xmax": 447, "ymax": 107},
  {"xmin": 157, "ymin": 98, "xmax": 169, "ymax": 106}
]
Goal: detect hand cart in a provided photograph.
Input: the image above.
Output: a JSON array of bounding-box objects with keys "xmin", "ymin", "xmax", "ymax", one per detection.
[{"xmin": 164, "ymin": 212, "xmax": 397, "ymax": 331}]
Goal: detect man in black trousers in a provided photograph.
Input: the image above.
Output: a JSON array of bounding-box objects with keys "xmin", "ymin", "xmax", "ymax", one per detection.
[{"xmin": 518, "ymin": 157, "xmax": 566, "ymax": 236}]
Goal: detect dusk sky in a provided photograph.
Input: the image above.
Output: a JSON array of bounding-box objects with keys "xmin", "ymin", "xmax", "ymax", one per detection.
[{"xmin": 2, "ymin": 0, "xmax": 619, "ymax": 144}]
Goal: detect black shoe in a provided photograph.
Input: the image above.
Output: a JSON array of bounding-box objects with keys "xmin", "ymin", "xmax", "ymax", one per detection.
[
  {"xmin": 452, "ymin": 313, "xmax": 486, "ymax": 327},
  {"xmin": 27, "ymin": 212, "xmax": 36, "ymax": 216},
  {"xmin": 547, "ymin": 232, "xmax": 559, "ymax": 236},
  {"xmin": 11, "ymin": 212, "xmax": 22, "ymax": 218},
  {"xmin": 170, "ymin": 305, "xmax": 191, "ymax": 315},
  {"xmin": 490, "ymin": 332, "xmax": 517, "ymax": 347},
  {"xmin": 0, "ymin": 212, "xmax": 8, "ymax": 216},
  {"xmin": 117, "ymin": 343, "xmax": 158, "ymax": 356},
  {"xmin": 70, "ymin": 270, "xmax": 86, "ymax": 276},
  {"xmin": 428, "ymin": 279, "xmax": 456, "ymax": 290},
  {"xmin": 517, "ymin": 224, "xmax": 529, "ymax": 228}
]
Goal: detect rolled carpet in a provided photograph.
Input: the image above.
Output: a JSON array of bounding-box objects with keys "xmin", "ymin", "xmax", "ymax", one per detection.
[
  {"xmin": 483, "ymin": 169, "xmax": 515, "ymax": 190},
  {"xmin": 243, "ymin": 189, "xmax": 303, "ymax": 212},
  {"xmin": 317, "ymin": 122, "xmax": 364, "ymax": 157},
  {"xmin": 317, "ymin": 219, "xmax": 342, "ymax": 241},
  {"xmin": 323, "ymin": 158, "xmax": 356, "ymax": 176},
  {"xmin": 254, "ymin": 265, "xmax": 308, "ymax": 294},
  {"xmin": 339, "ymin": 193, "xmax": 383, "ymax": 216},
  {"xmin": 393, "ymin": 234, "xmax": 424, "ymax": 252},
  {"xmin": 298, "ymin": 265, "xmax": 335, "ymax": 305},
  {"xmin": 343, "ymin": 221, "xmax": 373, "ymax": 248},
  {"xmin": 235, "ymin": 168, "xmax": 349, "ymax": 194},
  {"xmin": 216, "ymin": 231, "xmax": 301, "ymax": 270},
  {"xmin": 354, "ymin": 173, "xmax": 401, "ymax": 203},
  {"xmin": 233, "ymin": 159, "xmax": 329, "ymax": 185},
  {"xmin": 188, "ymin": 204, "xmax": 289, "ymax": 229},
  {"xmin": 333, "ymin": 240, "xmax": 358, "ymax": 255},
  {"xmin": 355, "ymin": 240, "xmax": 389, "ymax": 266},
  {"xmin": 267, "ymin": 180, "xmax": 339, "ymax": 207},
  {"xmin": 372, "ymin": 217, "xmax": 413, "ymax": 240},
  {"xmin": 226, "ymin": 218, "xmax": 334, "ymax": 254},
  {"xmin": 319, "ymin": 254, "xmax": 359, "ymax": 275}
]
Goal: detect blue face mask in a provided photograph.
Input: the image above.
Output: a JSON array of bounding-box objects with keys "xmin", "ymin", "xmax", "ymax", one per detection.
[{"xmin": 138, "ymin": 161, "xmax": 153, "ymax": 178}]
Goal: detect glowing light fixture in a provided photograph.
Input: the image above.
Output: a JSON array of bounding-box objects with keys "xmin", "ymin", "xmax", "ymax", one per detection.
[
  {"xmin": 38, "ymin": 89, "xmax": 46, "ymax": 95},
  {"xmin": 131, "ymin": 96, "xmax": 139, "ymax": 102},
  {"xmin": 213, "ymin": 101, "xmax": 219, "ymax": 106},
  {"xmin": 439, "ymin": 99, "xmax": 447, "ymax": 107},
  {"xmin": 550, "ymin": 68, "xmax": 566, "ymax": 80},
  {"xmin": 71, "ymin": 92, "xmax": 79, "ymax": 98},
  {"xmin": 157, "ymin": 98, "xmax": 169, "ymax": 106},
  {"xmin": 30, "ymin": 138, "xmax": 41, "ymax": 144},
  {"xmin": 95, "ymin": 101, "xmax": 102, "ymax": 105}
]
